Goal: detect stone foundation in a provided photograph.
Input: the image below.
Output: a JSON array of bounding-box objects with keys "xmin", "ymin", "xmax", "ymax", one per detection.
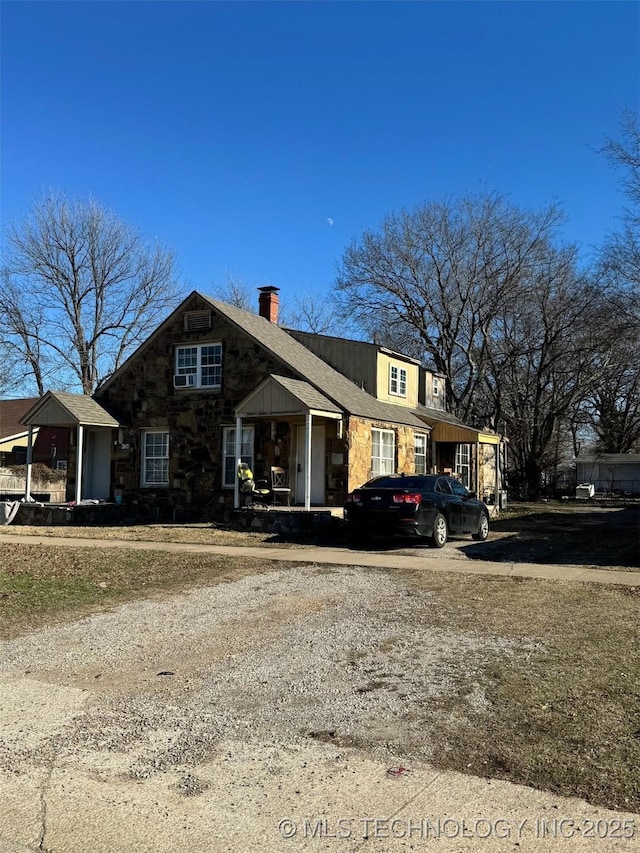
[{"xmin": 226, "ymin": 508, "xmax": 341, "ymax": 540}]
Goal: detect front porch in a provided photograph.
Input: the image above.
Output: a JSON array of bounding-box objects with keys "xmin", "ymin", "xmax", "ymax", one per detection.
[{"xmin": 233, "ymin": 374, "xmax": 347, "ymax": 511}]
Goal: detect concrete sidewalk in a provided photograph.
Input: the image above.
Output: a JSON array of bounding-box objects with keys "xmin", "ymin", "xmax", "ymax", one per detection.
[{"xmin": 1, "ymin": 531, "xmax": 639, "ymax": 586}]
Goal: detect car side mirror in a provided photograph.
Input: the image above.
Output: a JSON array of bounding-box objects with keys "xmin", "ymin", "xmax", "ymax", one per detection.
[{"xmin": 468, "ymin": 491, "xmax": 476, "ymax": 499}]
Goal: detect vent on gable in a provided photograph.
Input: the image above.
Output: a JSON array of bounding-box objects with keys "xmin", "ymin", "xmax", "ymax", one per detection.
[{"xmin": 184, "ymin": 310, "xmax": 212, "ymax": 331}]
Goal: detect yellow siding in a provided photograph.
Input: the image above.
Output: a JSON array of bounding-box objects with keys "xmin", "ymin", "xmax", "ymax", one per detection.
[{"xmin": 376, "ymin": 354, "xmax": 419, "ymax": 407}]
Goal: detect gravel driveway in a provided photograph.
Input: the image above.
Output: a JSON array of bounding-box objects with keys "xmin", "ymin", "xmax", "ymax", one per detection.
[{"xmin": 1, "ymin": 561, "xmax": 637, "ymax": 852}]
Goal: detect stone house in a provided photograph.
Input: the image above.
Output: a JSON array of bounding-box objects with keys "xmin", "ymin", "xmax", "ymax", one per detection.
[{"xmin": 88, "ymin": 287, "xmax": 505, "ymax": 514}]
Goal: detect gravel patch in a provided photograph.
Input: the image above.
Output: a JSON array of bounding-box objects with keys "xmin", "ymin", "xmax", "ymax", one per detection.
[{"xmin": 1, "ymin": 564, "xmax": 522, "ymax": 785}]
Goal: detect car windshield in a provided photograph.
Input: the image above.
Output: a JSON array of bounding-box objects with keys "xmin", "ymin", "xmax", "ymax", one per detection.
[{"xmin": 363, "ymin": 475, "xmax": 437, "ymax": 490}]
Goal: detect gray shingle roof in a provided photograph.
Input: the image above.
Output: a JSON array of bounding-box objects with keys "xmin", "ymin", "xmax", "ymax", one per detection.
[
  {"xmin": 21, "ymin": 391, "xmax": 119, "ymax": 427},
  {"xmin": 203, "ymin": 294, "xmax": 427, "ymax": 429},
  {"xmin": 414, "ymin": 403, "xmax": 499, "ymax": 436}
]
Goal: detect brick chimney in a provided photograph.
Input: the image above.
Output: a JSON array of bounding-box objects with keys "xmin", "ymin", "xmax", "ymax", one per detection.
[{"xmin": 258, "ymin": 286, "xmax": 280, "ymax": 323}]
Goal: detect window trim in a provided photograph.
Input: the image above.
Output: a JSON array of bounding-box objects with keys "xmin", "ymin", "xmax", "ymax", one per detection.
[
  {"xmin": 455, "ymin": 443, "xmax": 471, "ymax": 489},
  {"xmin": 174, "ymin": 341, "xmax": 222, "ymax": 389},
  {"xmin": 222, "ymin": 425, "xmax": 255, "ymax": 489},
  {"xmin": 389, "ymin": 364, "xmax": 407, "ymax": 397},
  {"xmin": 371, "ymin": 427, "xmax": 395, "ymax": 477},
  {"xmin": 141, "ymin": 430, "xmax": 169, "ymax": 487},
  {"xmin": 414, "ymin": 432, "xmax": 428, "ymax": 475}
]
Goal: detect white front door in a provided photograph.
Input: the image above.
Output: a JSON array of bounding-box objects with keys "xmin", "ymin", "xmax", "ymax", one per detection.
[{"xmin": 295, "ymin": 424, "xmax": 325, "ymax": 504}]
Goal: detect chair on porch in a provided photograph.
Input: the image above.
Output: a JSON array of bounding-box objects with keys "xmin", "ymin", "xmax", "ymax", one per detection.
[
  {"xmin": 237, "ymin": 462, "xmax": 271, "ymax": 508},
  {"xmin": 270, "ymin": 466, "xmax": 291, "ymax": 506}
]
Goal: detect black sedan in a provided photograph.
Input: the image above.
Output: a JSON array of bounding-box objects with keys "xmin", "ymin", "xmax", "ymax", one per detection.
[{"xmin": 344, "ymin": 474, "xmax": 490, "ymax": 547}]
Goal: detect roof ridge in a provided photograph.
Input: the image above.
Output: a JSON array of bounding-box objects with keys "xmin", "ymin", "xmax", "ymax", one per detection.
[{"xmin": 202, "ymin": 295, "xmax": 427, "ymax": 428}]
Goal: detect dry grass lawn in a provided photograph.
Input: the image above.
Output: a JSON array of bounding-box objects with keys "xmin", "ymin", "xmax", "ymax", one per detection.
[{"xmin": 395, "ymin": 568, "xmax": 640, "ymax": 813}]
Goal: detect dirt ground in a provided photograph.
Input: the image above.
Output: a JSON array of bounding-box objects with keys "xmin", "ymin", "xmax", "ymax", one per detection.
[
  {"xmin": 2, "ymin": 562, "xmax": 639, "ymax": 853},
  {"xmin": 1, "ymin": 504, "xmax": 639, "ymax": 852},
  {"xmin": 340, "ymin": 503, "xmax": 639, "ymax": 572},
  {"xmin": 470, "ymin": 504, "xmax": 639, "ymax": 568}
]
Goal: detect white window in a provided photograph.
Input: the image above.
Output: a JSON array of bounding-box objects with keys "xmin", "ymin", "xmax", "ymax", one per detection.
[
  {"xmin": 142, "ymin": 430, "xmax": 169, "ymax": 486},
  {"xmin": 389, "ymin": 365, "xmax": 407, "ymax": 397},
  {"xmin": 372, "ymin": 428, "xmax": 395, "ymax": 476},
  {"xmin": 175, "ymin": 343, "xmax": 222, "ymax": 388},
  {"xmin": 433, "ymin": 377, "xmax": 440, "ymax": 397},
  {"xmin": 222, "ymin": 426, "xmax": 255, "ymax": 488},
  {"xmin": 455, "ymin": 443, "xmax": 471, "ymax": 489},
  {"xmin": 414, "ymin": 433, "xmax": 427, "ymax": 474}
]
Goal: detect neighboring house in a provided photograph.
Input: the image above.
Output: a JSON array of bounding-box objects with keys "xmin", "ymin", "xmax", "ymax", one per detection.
[
  {"xmin": 575, "ymin": 453, "xmax": 640, "ymax": 497},
  {"xmin": 18, "ymin": 287, "xmax": 506, "ymax": 512},
  {"xmin": 0, "ymin": 397, "xmax": 69, "ymax": 469}
]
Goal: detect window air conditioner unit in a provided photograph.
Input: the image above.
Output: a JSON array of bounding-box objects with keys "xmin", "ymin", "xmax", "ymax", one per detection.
[{"xmin": 173, "ymin": 374, "xmax": 196, "ymax": 388}]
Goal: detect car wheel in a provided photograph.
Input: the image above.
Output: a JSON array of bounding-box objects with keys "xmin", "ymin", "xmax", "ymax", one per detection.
[
  {"xmin": 473, "ymin": 512, "xmax": 489, "ymax": 541},
  {"xmin": 431, "ymin": 512, "xmax": 447, "ymax": 548}
]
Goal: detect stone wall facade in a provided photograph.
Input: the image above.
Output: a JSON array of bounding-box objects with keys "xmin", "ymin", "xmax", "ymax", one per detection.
[
  {"xmin": 95, "ymin": 293, "xmax": 305, "ymax": 516},
  {"xmin": 346, "ymin": 416, "xmax": 422, "ymax": 493}
]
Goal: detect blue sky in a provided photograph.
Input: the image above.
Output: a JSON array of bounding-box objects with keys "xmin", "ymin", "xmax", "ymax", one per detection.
[{"xmin": 2, "ymin": 1, "xmax": 639, "ymax": 305}]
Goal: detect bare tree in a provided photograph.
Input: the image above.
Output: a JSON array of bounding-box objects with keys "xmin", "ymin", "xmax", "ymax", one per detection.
[
  {"xmin": 586, "ymin": 111, "xmax": 640, "ymax": 451},
  {"xmin": 211, "ymin": 271, "xmax": 257, "ymax": 312},
  {"xmin": 1, "ymin": 194, "xmax": 180, "ymax": 394},
  {"xmin": 285, "ymin": 294, "xmax": 344, "ymax": 334},
  {"xmin": 598, "ymin": 111, "xmax": 640, "ymax": 303},
  {"xmin": 336, "ymin": 192, "xmax": 567, "ymax": 418},
  {"xmin": 480, "ymin": 256, "xmax": 612, "ymax": 497},
  {"xmin": 334, "ymin": 192, "xmax": 618, "ymax": 497}
]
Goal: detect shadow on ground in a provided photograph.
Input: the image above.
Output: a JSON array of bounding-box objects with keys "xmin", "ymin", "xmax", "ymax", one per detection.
[{"xmin": 459, "ymin": 506, "xmax": 639, "ymax": 568}]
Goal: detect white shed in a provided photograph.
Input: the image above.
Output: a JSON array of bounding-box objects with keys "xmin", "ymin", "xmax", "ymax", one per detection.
[{"xmin": 575, "ymin": 453, "xmax": 640, "ymax": 497}]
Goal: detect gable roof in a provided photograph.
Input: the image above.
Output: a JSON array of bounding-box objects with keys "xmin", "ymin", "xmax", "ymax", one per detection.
[
  {"xmin": 97, "ymin": 290, "xmax": 427, "ymax": 429},
  {"xmin": 202, "ymin": 295, "xmax": 427, "ymax": 428},
  {"xmin": 236, "ymin": 375, "xmax": 343, "ymax": 419},
  {"xmin": 20, "ymin": 391, "xmax": 119, "ymax": 428}
]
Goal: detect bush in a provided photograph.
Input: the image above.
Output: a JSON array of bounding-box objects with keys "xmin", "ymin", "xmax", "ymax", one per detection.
[{"xmin": 5, "ymin": 463, "xmax": 66, "ymax": 483}]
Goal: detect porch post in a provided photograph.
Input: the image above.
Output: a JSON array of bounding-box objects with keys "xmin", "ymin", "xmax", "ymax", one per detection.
[
  {"xmin": 234, "ymin": 416, "xmax": 242, "ymax": 509},
  {"xmin": 495, "ymin": 440, "xmax": 501, "ymax": 510},
  {"xmin": 25, "ymin": 426, "xmax": 34, "ymax": 500},
  {"xmin": 75, "ymin": 425, "xmax": 84, "ymax": 503},
  {"xmin": 475, "ymin": 441, "xmax": 480, "ymax": 497},
  {"xmin": 304, "ymin": 412, "xmax": 312, "ymax": 510}
]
